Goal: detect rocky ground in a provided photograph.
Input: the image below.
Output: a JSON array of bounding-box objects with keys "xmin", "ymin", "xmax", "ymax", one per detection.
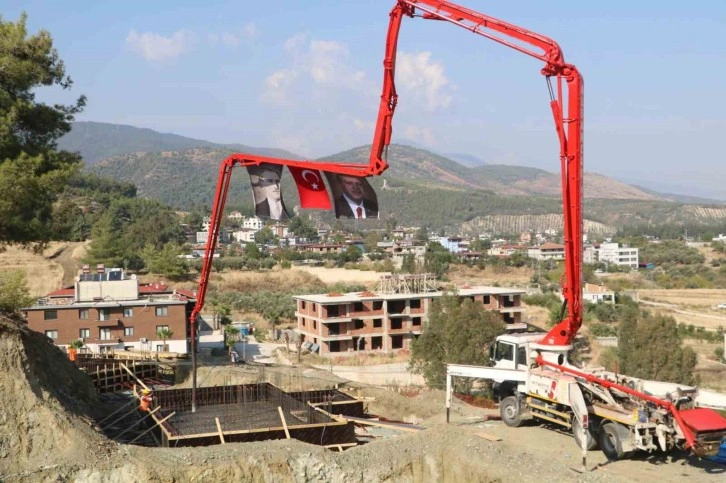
[{"xmin": 1, "ymin": 314, "xmax": 724, "ymax": 483}]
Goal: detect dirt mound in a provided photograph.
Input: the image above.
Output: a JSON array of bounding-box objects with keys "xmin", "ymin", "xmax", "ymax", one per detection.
[{"xmin": 0, "ymin": 315, "xmax": 113, "ymax": 477}]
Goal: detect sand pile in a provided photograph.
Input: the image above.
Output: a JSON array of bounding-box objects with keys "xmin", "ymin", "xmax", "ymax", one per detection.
[{"xmin": 0, "ymin": 315, "xmax": 113, "ymax": 477}]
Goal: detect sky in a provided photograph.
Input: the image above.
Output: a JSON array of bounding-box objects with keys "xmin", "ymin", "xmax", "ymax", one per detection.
[{"xmin": 5, "ymin": 0, "xmax": 726, "ymax": 199}]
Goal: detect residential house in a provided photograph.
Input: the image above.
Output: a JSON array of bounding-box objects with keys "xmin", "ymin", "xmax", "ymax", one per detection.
[
  {"xmin": 583, "ymin": 283, "xmax": 615, "ymax": 304},
  {"xmin": 527, "ymin": 242, "xmax": 565, "ymax": 261},
  {"xmin": 599, "ymin": 242, "xmax": 639, "ymax": 269},
  {"xmin": 23, "ymin": 267, "xmax": 195, "ymax": 354}
]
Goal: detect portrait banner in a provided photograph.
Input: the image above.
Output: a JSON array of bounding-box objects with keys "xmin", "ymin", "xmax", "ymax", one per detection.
[
  {"xmin": 323, "ymin": 172, "xmax": 379, "ymax": 220},
  {"xmin": 246, "ymin": 163, "xmax": 290, "ymax": 221}
]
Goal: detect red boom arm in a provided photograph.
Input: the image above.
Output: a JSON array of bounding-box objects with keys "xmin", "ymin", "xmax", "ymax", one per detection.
[{"xmin": 382, "ymin": 0, "xmax": 584, "ymax": 346}]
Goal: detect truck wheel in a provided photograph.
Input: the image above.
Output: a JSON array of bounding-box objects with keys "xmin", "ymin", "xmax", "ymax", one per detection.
[
  {"xmin": 599, "ymin": 422, "xmax": 631, "ymax": 460},
  {"xmin": 572, "ymin": 417, "xmax": 598, "ymax": 450},
  {"xmin": 500, "ymin": 396, "xmax": 523, "ymax": 427}
]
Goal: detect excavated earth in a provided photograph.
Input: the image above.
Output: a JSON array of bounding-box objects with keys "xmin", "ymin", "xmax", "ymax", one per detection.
[{"xmin": 1, "ymin": 315, "xmax": 725, "ymax": 482}]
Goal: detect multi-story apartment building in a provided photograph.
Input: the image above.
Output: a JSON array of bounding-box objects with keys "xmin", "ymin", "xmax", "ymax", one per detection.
[
  {"xmin": 294, "ymin": 275, "xmax": 525, "ymax": 356},
  {"xmin": 23, "ymin": 266, "xmax": 195, "ymax": 354},
  {"xmin": 527, "ymin": 242, "xmax": 565, "ymax": 261},
  {"xmin": 598, "ymin": 242, "xmax": 639, "ymax": 269}
]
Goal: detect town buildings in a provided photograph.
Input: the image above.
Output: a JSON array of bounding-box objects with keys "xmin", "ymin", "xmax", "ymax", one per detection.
[
  {"xmin": 23, "ymin": 266, "xmax": 195, "ymax": 354},
  {"xmin": 294, "ymin": 274, "xmax": 526, "ymax": 356}
]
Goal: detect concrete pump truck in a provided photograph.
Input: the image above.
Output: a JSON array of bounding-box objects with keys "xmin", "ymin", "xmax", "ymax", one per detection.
[{"xmin": 366, "ymin": 0, "xmax": 726, "ymax": 461}]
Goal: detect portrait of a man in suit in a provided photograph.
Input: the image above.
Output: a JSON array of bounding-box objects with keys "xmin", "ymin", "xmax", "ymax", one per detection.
[
  {"xmin": 247, "ymin": 163, "xmax": 290, "ymax": 221},
  {"xmin": 326, "ymin": 173, "xmax": 379, "ymax": 219}
]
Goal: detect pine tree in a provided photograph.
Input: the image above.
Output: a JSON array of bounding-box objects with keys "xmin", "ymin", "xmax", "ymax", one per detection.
[{"xmin": 0, "ymin": 14, "xmax": 86, "ymax": 246}]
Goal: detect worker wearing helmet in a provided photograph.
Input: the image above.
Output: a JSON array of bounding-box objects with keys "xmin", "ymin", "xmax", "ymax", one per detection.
[{"xmin": 139, "ymin": 388, "xmax": 153, "ymax": 412}]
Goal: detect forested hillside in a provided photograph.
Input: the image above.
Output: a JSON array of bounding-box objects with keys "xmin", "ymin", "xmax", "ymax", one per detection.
[
  {"xmin": 58, "ymin": 121, "xmax": 302, "ymax": 166},
  {"xmin": 85, "ymin": 136, "xmax": 726, "ymax": 233}
]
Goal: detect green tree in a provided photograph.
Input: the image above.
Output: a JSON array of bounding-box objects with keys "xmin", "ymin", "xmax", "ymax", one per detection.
[
  {"xmin": 338, "ymin": 245, "xmax": 362, "ymax": 265},
  {"xmin": 288, "ymin": 216, "xmax": 318, "ymax": 239},
  {"xmin": 141, "ymin": 242, "xmax": 188, "ymax": 279},
  {"xmin": 224, "ymin": 325, "xmax": 240, "ymax": 352},
  {"xmin": 409, "ymin": 295, "xmax": 505, "ymax": 390},
  {"xmin": 254, "ymin": 226, "xmax": 277, "ymax": 245},
  {"xmin": 245, "ymin": 242, "xmax": 261, "ymax": 260},
  {"xmin": 618, "ymin": 312, "xmax": 697, "ymax": 385},
  {"xmin": 0, "ymin": 270, "xmax": 34, "ymax": 313},
  {"xmin": 156, "ymin": 327, "xmax": 174, "ymax": 351},
  {"xmin": 401, "ymin": 253, "xmax": 417, "ymax": 274},
  {"xmin": 0, "ymin": 14, "xmax": 86, "ymax": 246}
]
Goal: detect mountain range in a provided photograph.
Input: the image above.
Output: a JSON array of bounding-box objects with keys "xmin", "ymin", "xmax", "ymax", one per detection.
[{"xmin": 59, "ymin": 122, "xmax": 726, "ymax": 234}]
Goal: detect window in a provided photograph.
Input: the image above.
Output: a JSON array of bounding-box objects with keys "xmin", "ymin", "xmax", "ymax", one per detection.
[
  {"xmin": 353, "ymin": 302, "xmax": 364, "ymax": 312},
  {"xmin": 312, "ymin": 303, "xmax": 317, "ymax": 313},
  {"xmin": 409, "ymin": 299, "xmax": 421, "ymax": 309},
  {"xmin": 327, "ymin": 305, "xmax": 340, "ymax": 317},
  {"xmin": 79, "ymin": 328, "xmax": 90, "ymax": 339},
  {"xmin": 98, "ymin": 308, "xmax": 111, "ymax": 321},
  {"xmin": 155, "ymin": 306, "xmax": 168, "ymax": 317},
  {"xmin": 354, "ymin": 319, "xmax": 364, "ymax": 330},
  {"xmin": 99, "ymin": 328, "xmax": 112, "ymax": 340},
  {"xmin": 300, "ymin": 301, "xmax": 306, "ymax": 310},
  {"xmin": 373, "ymin": 318, "xmax": 382, "ymax": 328},
  {"xmin": 124, "ymin": 327, "xmax": 134, "ymax": 336},
  {"xmin": 495, "ymin": 342, "xmax": 514, "ymax": 362},
  {"xmin": 516, "ymin": 346, "xmax": 528, "ymax": 366},
  {"xmin": 483, "ymin": 295, "xmax": 491, "ymax": 305},
  {"xmin": 45, "ymin": 330, "xmax": 58, "ymax": 340},
  {"xmin": 123, "ymin": 308, "xmax": 133, "ymax": 318},
  {"xmin": 412, "ymin": 317, "xmax": 422, "ymax": 327},
  {"xmin": 313, "ymin": 321, "xmax": 317, "ymax": 330},
  {"xmin": 79, "ymin": 309, "xmax": 89, "ymax": 320},
  {"xmin": 390, "ymin": 318, "xmax": 403, "ymax": 330},
  {"xmin": 44, "ymin": 310, "xmax": 58, "ymax": 320},
  {"xmin": 156, "ymin": 325, "xmax": 170, "ymax": 333},
  {"xmin": 372, "ymin": 301, "xmax": 383, "ymax": 310}
]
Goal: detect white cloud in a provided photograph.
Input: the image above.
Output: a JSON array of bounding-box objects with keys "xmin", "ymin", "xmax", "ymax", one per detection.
[
  {"xmin": 261, "ymin": 33, "xmax": 369, "ymax": 105},
  {"xmin": 397, "ymin": 51, "xmax": 453, "ymax": 111},
  {"xmin": 261, "ymin": 69, "xmax": 298, "ymax": 104},
  {"xmin": 401, "ymin": 124, "xmax": 436, "ymax": 146},
  {"xmin": 207, "ymin": 23, "xmax": 259, "ymax": 48},
  {"xmin": 125, "ymin": 29, "xmax": 193, "ymax": 62},
  {"xmin": 352, "ymin": 118, "xmax": 375, "ymax": 131}
]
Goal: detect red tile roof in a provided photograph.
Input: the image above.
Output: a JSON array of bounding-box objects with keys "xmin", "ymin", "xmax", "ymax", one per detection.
[{"xmin": 47, "ymin": 287, "xmax": 74, "ymax": 297}]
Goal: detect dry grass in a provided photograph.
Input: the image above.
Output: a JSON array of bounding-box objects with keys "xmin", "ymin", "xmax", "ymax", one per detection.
[
  {"xmin": 448, "ymin": 264, "xmax": 533, "ymax": 287},
  {"xmin": 172, "ymin": 268, "xmax": 327, "ymax": 293},
  {"xmin": 290, "ymin": 266, "xmax": 387, "ymax": 285},
  {"xmin": 0, "ymin": 244, "xmax": 65, "ymax": 297}
]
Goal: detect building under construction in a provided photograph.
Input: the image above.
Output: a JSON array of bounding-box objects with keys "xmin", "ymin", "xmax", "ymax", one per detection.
[{"xmin": 142, "ymin": 383, "xmax": 360, "ymax": 448}]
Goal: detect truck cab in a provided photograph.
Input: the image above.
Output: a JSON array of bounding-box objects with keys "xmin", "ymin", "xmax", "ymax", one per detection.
[{"xmin": 490, "ymin": 332, "xmax": 545, "ymax": 371}]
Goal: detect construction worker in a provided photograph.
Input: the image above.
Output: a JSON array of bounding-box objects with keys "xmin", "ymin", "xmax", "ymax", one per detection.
[{"xmin": 139, "ymin": 388, "xmax": 153, "ymax": 412}]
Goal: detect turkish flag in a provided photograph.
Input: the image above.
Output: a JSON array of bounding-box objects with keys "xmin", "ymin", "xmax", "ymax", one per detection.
[{"xmin": 288, "ymin": 166, "xmax": 332, "ymax": 209}]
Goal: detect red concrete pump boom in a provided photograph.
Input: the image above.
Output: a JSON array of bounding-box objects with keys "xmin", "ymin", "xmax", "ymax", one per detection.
[
  {"xmin": 188, "ymin": 0, "xmax": 583, "ymax": 410},
  {"xmin": 382, "ymin": 0, "xmax": 584, "ymax": 346}
]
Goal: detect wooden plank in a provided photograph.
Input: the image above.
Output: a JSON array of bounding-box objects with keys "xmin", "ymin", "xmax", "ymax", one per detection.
[
  {"xmin": 168, "ymin": 420, "xmax": 349, "ymax": 441},
  {"xmin": 278, "ymin": 407, "xmax": 291, "ymax": 439},
  {"xmin": 215, "ymin": 417, "xmax": 225, "ymax": 444},
  {"xmin": 338, "ymin": 416, "xmax": 423, "ymax": 432},
  {"xmin": 323, "ymin": 443, "xmax": 358, "ymax": 449},
  {"xmin": 474, "ymin": 431, "xmax": 502, "ymax": 442}
]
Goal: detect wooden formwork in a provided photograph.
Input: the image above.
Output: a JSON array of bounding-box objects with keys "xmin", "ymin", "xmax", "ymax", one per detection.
[{"xmin": 77, "ymin": 356, "xmax": 165, "ymax": 393}]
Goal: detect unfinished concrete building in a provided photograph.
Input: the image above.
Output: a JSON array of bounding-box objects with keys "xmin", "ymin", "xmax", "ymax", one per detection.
[{"xmin": 294, "ymin": 274, "xmax": 526, "ymax": 356}]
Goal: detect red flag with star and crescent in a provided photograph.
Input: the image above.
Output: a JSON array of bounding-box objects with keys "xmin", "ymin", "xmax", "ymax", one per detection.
[{"xmin": 288, "ymin": 166, "xmax": 332, "ymax": 209}]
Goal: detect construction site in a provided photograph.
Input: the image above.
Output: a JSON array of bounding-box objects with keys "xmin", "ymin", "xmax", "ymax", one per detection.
[{"xmin": 2, "ymin": 0, "xmax": 726, "ymax": 481}]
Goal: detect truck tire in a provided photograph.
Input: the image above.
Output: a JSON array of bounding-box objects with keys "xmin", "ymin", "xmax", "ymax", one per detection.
[
  {"xmin": 500, "ymin": 396, "xmax": 523, "ymax": 427},
  {"xmin": 599, "ymin": 422, "xmax": 632, "ymax": 461},
  {"xmin": 572, "ymin": 416, "xmax": 598, "ymax": 450}
]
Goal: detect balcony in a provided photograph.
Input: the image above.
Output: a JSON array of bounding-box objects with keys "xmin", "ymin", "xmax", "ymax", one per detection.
[{"xmin": 321, "ymin": 330, "xmax": 353, "ymax": 342}]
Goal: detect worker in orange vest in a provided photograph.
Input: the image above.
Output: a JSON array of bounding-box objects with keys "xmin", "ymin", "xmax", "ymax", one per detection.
[{"xmin": 139, "ymin": 388, "xmax": 153, "ymax": 412}]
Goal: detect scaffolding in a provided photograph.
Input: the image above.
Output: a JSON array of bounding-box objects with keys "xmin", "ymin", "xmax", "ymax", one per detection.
[{"xmin": 376, "ymin": 273, "xmax": 439, "ymax": 295}]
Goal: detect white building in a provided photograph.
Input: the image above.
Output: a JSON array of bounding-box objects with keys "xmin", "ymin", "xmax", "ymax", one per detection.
[
  {"xmin": 527, "ymin": 242, "xmax": 565, "ymax": 261},
  {"xmin": 243, "ymin": 217, "xmax": 264, "ymax": 230},
  {"xmin": 599, "ymin": 242, "xmax": 639, "ymax": 269},
  {"xmin": 583, "ymin": 283, "xmax": 615, "ymax": 304}
]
